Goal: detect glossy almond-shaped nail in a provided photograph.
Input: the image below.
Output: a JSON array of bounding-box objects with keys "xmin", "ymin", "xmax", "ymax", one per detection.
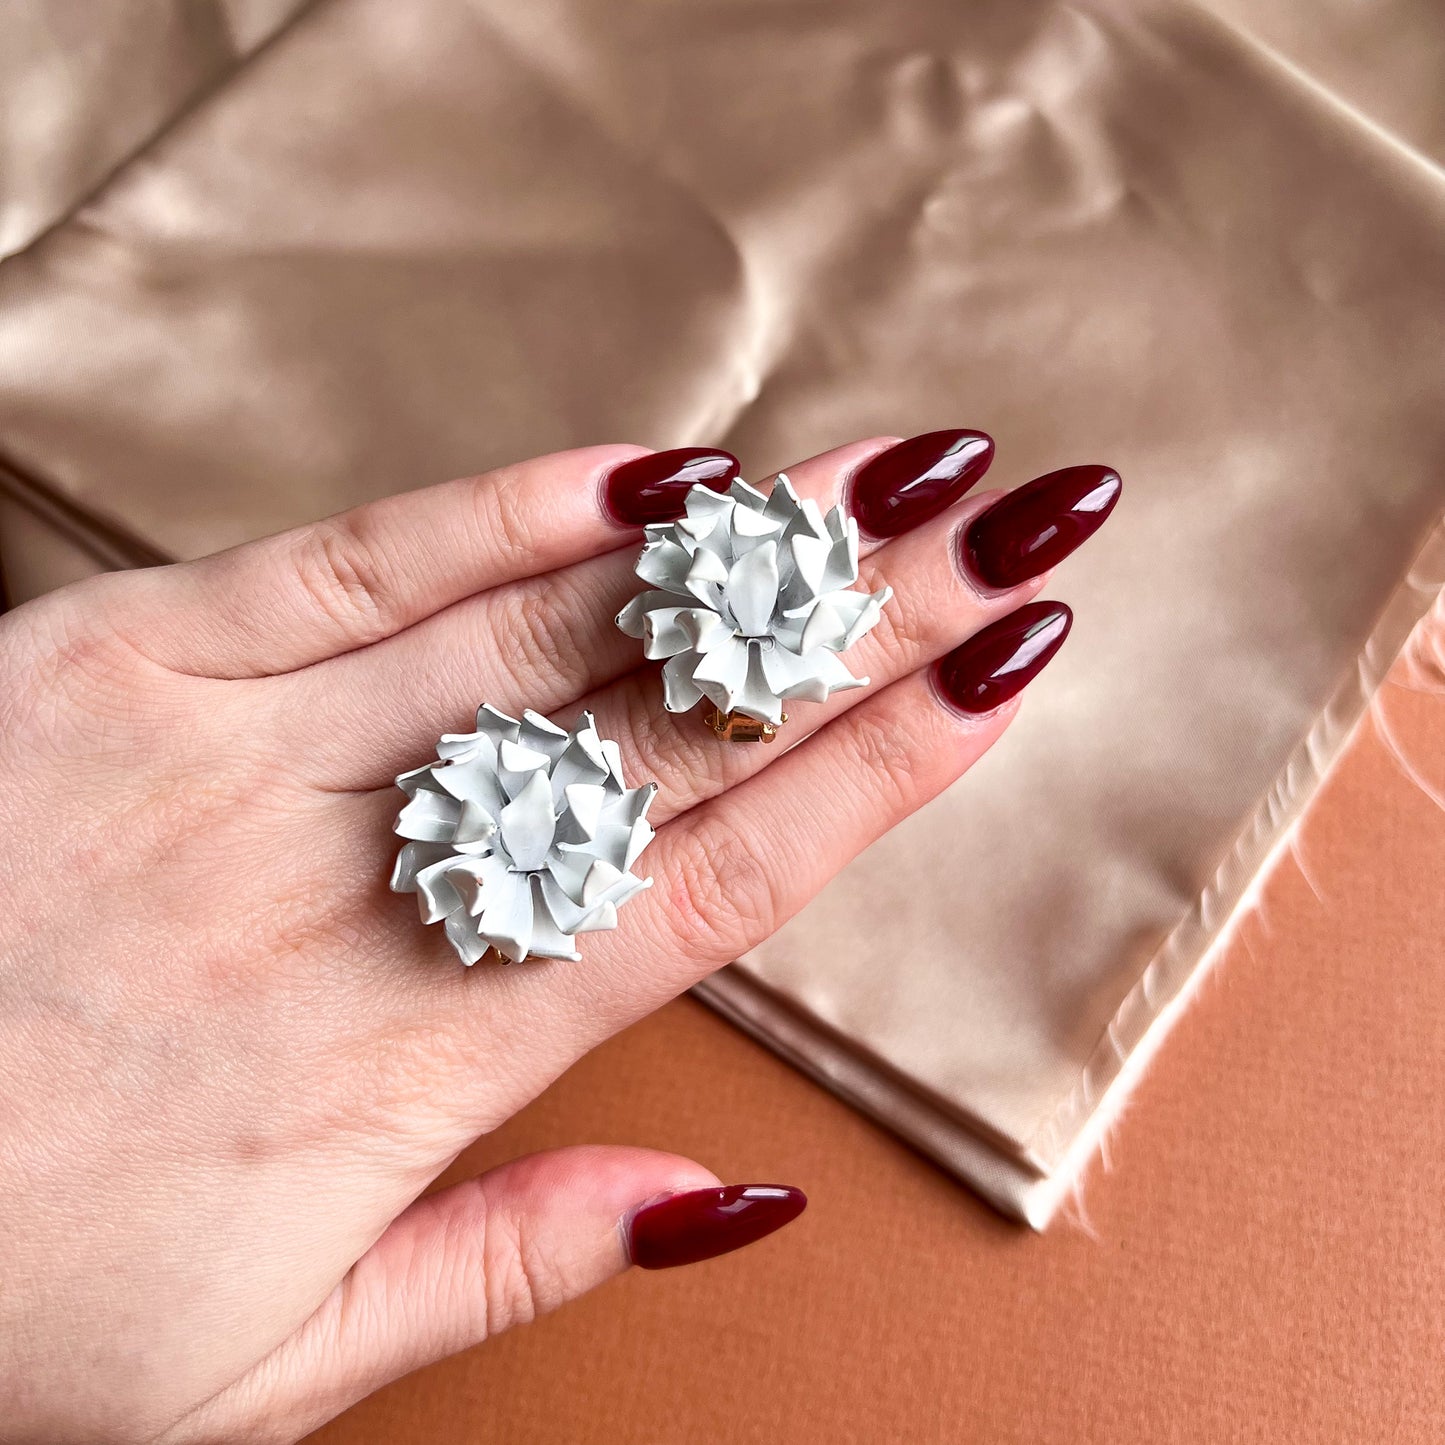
[
  {"xmin": 629, "ymin": 1184, "xmax": 807, "ymax": 1270},
  {"xmin": 935, "ymin": 602, "xmax": 1072, "ymax": 714},
  {"xmin": 963, "ymin": 464, "xmax": 1120, "ymax": 589},
  {"xmin": 604, "ymin": 447, "xmax": 740, "ymax": 527},
  {"xmin": 849, "ymin": 429, "xmax": 994, "ymax": 538}
]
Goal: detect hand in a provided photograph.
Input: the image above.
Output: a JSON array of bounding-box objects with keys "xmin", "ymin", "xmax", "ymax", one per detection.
[{"xmin": 0, "ymin": 435, "xmax": 1074, "ymax": 1442}]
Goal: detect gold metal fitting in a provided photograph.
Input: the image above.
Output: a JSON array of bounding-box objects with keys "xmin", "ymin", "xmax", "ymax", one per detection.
[{"xmin": 706, "ymin": 707, "xmax": 786, "ymax": 743}]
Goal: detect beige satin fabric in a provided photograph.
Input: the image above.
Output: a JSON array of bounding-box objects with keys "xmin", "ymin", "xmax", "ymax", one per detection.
[{"xmin": 1, "ymin": 0, "xmax": 1441, "ymax": 1224}]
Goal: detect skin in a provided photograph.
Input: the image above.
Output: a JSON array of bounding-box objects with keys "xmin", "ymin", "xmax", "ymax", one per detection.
[{"xmin": 0, "ymin": 437, "xmax": 1046, "ymax": 1443}]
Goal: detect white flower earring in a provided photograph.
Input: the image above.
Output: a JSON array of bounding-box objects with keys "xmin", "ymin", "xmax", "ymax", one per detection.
[
  {"xmin": 616, "ymin": 474, "xmax": 892, "ymax": 742},
  {"xmin": 390, "ymin": 706, "xmax": 656, "ymax": 965}
]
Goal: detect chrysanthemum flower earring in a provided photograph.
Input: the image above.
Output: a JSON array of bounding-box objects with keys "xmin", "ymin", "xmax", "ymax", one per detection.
[
  {"xmin": 616, "ymin": 474, "xmax": 892, "ymax": 742},
  {"xmin": 391, "ymin": 706, "xmax": 656, "ymax": 965}
]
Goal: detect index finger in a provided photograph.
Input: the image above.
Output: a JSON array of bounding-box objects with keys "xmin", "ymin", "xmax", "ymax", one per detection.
[{"xmin": 93, "ymin": 445, "xmax": 738, "ymax": 680}]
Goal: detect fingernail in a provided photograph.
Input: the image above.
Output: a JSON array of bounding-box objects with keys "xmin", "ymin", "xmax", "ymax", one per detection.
[
  {"xmin": 848, "ymin": 429, "xmax": 994, "ymax": 539},
  {"xmin": 604, "ymin": 448, "xmax": 740, "ymax": 526},
  {"xmin": 629, "ymin": 1184, "xmax": 807, "ymax": 1270},
  {"xmin": 934, "ymin": 602, "xmax": 1072, "ymax": 714},
  {"xmin": 962, "ymin": 464, "xmax": 1120, "ymax": 589}
]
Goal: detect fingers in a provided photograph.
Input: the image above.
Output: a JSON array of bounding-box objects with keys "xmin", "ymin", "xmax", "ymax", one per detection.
[
  {"xmin": 106, "ymin": 445, "xmax": 658, "ymax": 680},
  {"xmin": 583, "ymin": 485, "xmax": 1040, "ymax": 823},
  {"xmin": 278, "ymin": 545, "xmax": 649, "ymax": 787},
  {"xmin": 270, "ymin": 436, "xmax": 916, "ymax": 789},
  {"xmin": 167, "ymin": 1148, "xmax": 798, "ymax": 1443},
  {"xmin": 531, "ymin": 651, "xmax": 1043, "ymax": 1045}
]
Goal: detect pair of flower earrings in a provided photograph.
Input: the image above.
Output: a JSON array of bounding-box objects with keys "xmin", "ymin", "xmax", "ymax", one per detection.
[{"xmin": 391, "ymin": 472, "xmax": 889, "ymax": 965}]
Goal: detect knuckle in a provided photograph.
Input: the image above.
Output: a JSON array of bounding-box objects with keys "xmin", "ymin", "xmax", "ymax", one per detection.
[
  {"xmin": 620, "ymin": 682, "xmax": 727, "ymax": 811},
  {"xmin": 843, "ymin": 708, "xmax": 920, "ymax": 814},
  {"xmin": 859, "ymin": 559, "xmax": 932, "ymax": 659},
  {"xmin": 479, "ymin": 1199, "xmax": 568, "ymax": 1336},
  {"xmin": 669, "ymin": 813, "xmax": 780, "ymax": 961},
  {"xmin": 0, "ymin": 585, "xmax": 181, "ymax": 750},
  {"xmin": 505, "ymin": 578, "xmax": 591, "ymax": 697},
  {"xmin": 288, "ymin": 519, "xmax": 395, "ymax": 645},
  {"xmin": 483, "ymin": 467, "xmax": 542, "ymax": 572}
]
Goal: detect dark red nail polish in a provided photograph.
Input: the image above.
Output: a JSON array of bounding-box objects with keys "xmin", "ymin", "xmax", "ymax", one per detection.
[
  {"xmin": 629, "ymin": 1184, "xmax": 807, "ymax": 1270},
  {"xmin": 934, "ymin": 602, "xmax": 1072, "ymax": 714},
  {"xmin": 963, "ymin": 464, "xmax": 1120, "ymax": 589},
  {"xmin": 604, "ymin": 448, "xmax": 740, "ymax": 527},
  {"xmin": 848, "ymin": 429, "xmax": 993, "ymax": 538}
]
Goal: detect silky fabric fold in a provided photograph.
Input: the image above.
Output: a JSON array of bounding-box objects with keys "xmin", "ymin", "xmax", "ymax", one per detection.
[{"xmin": 0, "ymin": 0, "xmax": 1442, "ymax": 1223}]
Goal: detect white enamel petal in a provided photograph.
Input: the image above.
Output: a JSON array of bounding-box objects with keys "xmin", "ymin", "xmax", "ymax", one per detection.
[
  {"xmin": 580, "ymin": 858, "xmax": 625, "ymax": 906},
  {"xmin": 433, "ymin": 757, "xmax": 507, "ymax": 815},
  {"xmin": 572, "ymin": 900, "xmax": 619, "ymax": 935},
  {"xmin": 476, "ymin": 866, "xmax": 533, "ymax": 962},
  {"xmin": 675, "ymin": 513, "xmax": 721, "ymax": 544},
  {"xmin": 787, "ymin": 532, "xmax": 830, "ymax": 598},
  {"xmin": 498, "ymin": 738, "xmax": 551, "ymax": 801},
  {"xmin": 414, "ymin": 857, "xmax": 464, "ymax": 924},
  {"xmin": 394, "ymin": 789, "xmax": 462, "ymax": 842},
  {"xmin": 691, "ymin": 635, "xmax": 751, "ymax": 712},
  {"xmin": 790, "ymin": 496, "xmax": 831, "ymax": 544},
  {"xmin": 499, "ymin": 739, "xmax": 549, "ymax": 775},
  {"xmin": 561, "ymin": 782, "xmax": 605, "ymax": 840},
  {"xmin": 800, "ymin": 599, "xmax": 849, "ymax": 654},
  {"xmin": 536, "ymin": 873, "xmax": 595, "ymax": 934},
  {"xmin": 841, "ymin": 587, "xmax": 892, "ymax": 648},
  {"xmin": 444, "ymin": 912, "xmax": 489, "ymax": 966},
  {"xmin": 586, "ymin": 859, "xmax": 653, "ymax": 910},
  {"xmin": 731, "ymin": 504, "xmax": 781, "ymax": 541},
  {"xmin": 436, "ymin": 732, "xmax": 486, "ymax": 763},
  {"xmin": 524, "ymin": 877, "xmax": 582, "ymax": 962},
  {"xmin": 564, "ymin": 823, "xmax": 629, "ymax": 872},
  {"xmin": 820, "ymin": 515, "xmax": 861, "ymax": 591},
  {"xmin": 640, "ymin": 607, "xmax": 701, "ymax": 660},
  {"xmin": 390, "ymin": 840, "xmax": 452, "ymax": 892},
  {"xmin": 725, "ymin": 541, "xmax": 779, "ymax": 637},
  {"xmin": 474, "ymin": 704, "xmax": 522, "ymax": 746},
  {"xmin": 678, "ymin": 609, "xmax": 732, "ymax": 653},
  {"xmin": 734, "ymin": 643, "xmax": 785, "ymax": 724},
  {"xmin": 453, "ymin": 799, "xmax": 497, "ymax": 846},
  {"xmin": 605, "ymin": 780, "xmax": 656, "ymax": 825},
  {"xmin": 394, "ymin": 764, "xmax": 438, "ymax": 799},
  {"xmin": 636, "ymin": 538, "xmax": 695, "ymax": 591},
  {"xmin": 623, "ymin": 816, "xmax": 655, "ymax": 871},
  {"xmin": 685, "ymin": 546, "xmax": 729, "ymax": 589},
  {"xmin": 728, "ymin": 478, "xmax": 769, "ymax": 510},
  {"xmin": 685, "ymin": 486, "xmax": 735, "ymax": 521},
  {"xmin": 599, "ymin": 738, "xmax": 628, "ymax": 790},
  {"xmin": 645, "ymin": 541, "xmax": 700, "ymax": 592},
  {"xmin": 497, "ymin": 769, "xmax": 557, "ymax": 870},
  {"xmin": 444, "ymin": 858, "xmax": 493, "ymax": 918},
  {"xmin": 759, "ymin": 643, "xmax": 831, "ymax": 703},
  {"xmin": 519, "ymin": 709, "xmax": 570, "ymax": 760},
  {"xmin": 763, "ymin": 472, "xmax": 800, "ymax": 521},
  {"xmin": 616, "ymin": 589, "xmax": 682, "ymax": 637},
  {"xmin": 799, "ymin": 649, "xmax": 866, "ymax": 697},
  {"xmin": 662, "ymin": 650, "xmax": 706, "ymax": 712}
]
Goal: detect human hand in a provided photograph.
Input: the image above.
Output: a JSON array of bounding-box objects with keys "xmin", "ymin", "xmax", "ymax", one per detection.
[{"xmin": 0, "ymin": 433, "xmax": 1110, "ymax": 1441}]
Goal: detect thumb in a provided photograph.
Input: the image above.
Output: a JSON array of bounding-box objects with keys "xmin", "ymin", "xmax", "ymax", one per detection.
[{"xmin": 173, "ymin": 1146, "xmax": 805, "ymax": 1442}]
